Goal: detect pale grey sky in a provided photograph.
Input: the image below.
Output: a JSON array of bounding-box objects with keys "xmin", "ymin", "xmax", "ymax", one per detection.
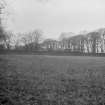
[{"xmin": 5, "ymin": 0, "xmax": 105, "ymax": 39}]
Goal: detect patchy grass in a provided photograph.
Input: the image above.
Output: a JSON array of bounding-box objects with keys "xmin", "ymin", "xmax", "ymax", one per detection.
[{"xmin": 1, "ymin": 55, "xmax": 105, "ymax": 105}]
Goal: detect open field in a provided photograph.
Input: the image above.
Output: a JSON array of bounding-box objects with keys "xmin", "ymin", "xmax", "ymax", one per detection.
[{"xmin": 1, "ymin": 55, "xmax": 105, "ymax": 105}]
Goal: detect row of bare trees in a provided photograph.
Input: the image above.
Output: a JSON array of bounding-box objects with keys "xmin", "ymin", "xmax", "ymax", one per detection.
[
  {"xmin": 65, "ymin": 31, "xmax": 105, "ymax": 53},
  {"xmin": 60, "ymin": 32, "xmax": 101, "ymax": 53},
  {"xmin": 1, "ymin": 30, "xmax": 42, "ymax": 51},
  {"xmin": 43, "ymin": 30, "xmax": 105, "ymax": 53}
]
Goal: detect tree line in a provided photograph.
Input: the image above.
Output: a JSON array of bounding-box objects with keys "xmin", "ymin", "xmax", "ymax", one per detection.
[
  {"xmin": 39, "ymin": 29, "xmax": 105, "ymax": 54},
  {"xmin": 0, "ymin": 28, "xmax": 105, "ymax": 54}
]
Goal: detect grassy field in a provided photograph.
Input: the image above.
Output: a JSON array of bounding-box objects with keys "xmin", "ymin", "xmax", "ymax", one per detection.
[{"xmin": 1, "ymin": 55, "xmax": 105, "ymax": 105}]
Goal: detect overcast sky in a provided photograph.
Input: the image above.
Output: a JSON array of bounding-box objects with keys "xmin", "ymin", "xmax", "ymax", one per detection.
[{"xmin": 6, "ymin": 0, "xmax": 105, "ymax": 39}]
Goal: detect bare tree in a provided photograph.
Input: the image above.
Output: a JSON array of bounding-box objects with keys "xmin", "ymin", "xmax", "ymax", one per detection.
[
  {"xmin": 101, "ymin": 31, "xmax": 105, "ymax": 53},
  {"xmin": 0, "ymin": 0, "xmax": 6, "ymax": 40},
  {"xmin": 82, "ymin": 35, "xmax": 90, "ymax": 53},
  {"xmin": 69, "ymin": 36, "xmax": 79, "ymax": 52},
  {"xmin": 87, "ymin": 32, "xmax": 100, "ymax": 53},
  {"xmin": 3, "ymin": 31, "xmax": 13, "ymax": 49},
  {"xmin": 32, "ymin": 29, "xmax": 43, "ymax": 49},
  {"xmin": 21, "ymin": 29, "xmax": 43, "ymax": 50}
]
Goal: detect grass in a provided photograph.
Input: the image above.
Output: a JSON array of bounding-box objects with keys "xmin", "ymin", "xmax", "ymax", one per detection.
[{"xmin": 0, "ymin": 55, "xmax": 105, "ymax": 105}]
